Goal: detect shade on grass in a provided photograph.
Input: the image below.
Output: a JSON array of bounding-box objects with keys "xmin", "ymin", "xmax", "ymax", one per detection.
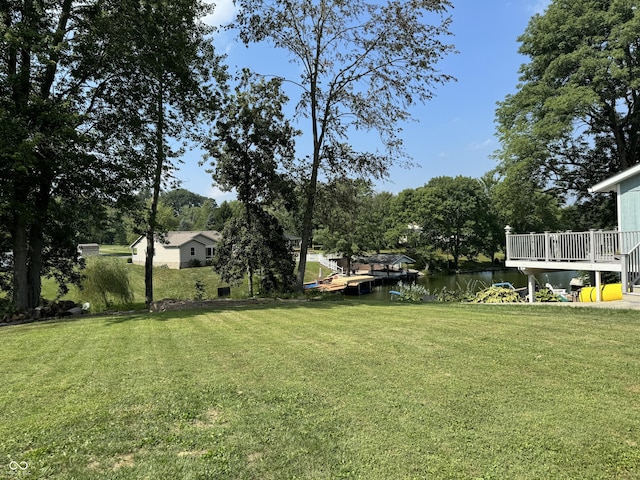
[{"xmin": 1, "ymin": 302, "xmax": 639, "ymax": 479}]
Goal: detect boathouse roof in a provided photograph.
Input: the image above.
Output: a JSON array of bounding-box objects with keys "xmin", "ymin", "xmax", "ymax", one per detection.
[{"xmin": 360, "ymin": 254, "xmax": 416, "ymax": 266}]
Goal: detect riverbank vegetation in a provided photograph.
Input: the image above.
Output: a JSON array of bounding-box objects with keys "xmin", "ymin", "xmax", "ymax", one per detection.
[
  {"xmin": 31, "ymin": 259, "xmax": 328, "ymax": 314},
  {"xmin": 2, "ymin": 302, "xmax": 639, "ymax": 479}
]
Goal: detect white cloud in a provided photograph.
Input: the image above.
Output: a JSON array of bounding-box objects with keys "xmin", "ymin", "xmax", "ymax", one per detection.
[
  {"xmin": 207, "ymin": 185, "xmax": 236, "ymax": 203},
  {"xmin": 202, "ymin": 0, "xmax": 237, "ymax": 28}
]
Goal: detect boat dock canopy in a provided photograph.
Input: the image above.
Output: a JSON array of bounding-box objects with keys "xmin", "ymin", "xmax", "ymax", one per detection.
[{"xmin": 359, "ymin": 254, "xmax": 416, "ymax": 266}]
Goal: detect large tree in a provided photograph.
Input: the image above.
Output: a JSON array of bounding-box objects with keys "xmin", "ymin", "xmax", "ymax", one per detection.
[
  {"xmin": 234, "ymin": 0, "xmax": 455, "ymax": 290},
  {"xmin": 496, "ymin": 0, "xmax": 640, "ymax": 206},
  {"xmin": 205, "ymin": 71, "xmax": 297, "ymax": 295},
  {"xmin": 419, "ymin": 176, "xmax": 491, "ymax": 269},
  {"xmin": 0, "ymin": 0, "xmax": 141, "ymax": 312},
  {"xmin": 95, "ymin": 0, "xmax": 227, "ymax": 306}
]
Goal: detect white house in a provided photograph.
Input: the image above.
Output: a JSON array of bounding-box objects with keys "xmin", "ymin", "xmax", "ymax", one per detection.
[
  {"xmin": 130, "ymin": 231, "xmax": 221, "ymax": 269},
  {"xmin": 505, "ymin": 164, "xmax": 640, "ymax": 302}
]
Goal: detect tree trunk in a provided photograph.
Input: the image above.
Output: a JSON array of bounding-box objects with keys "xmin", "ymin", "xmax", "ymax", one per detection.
[
  {"xmin": 296, "ymin": 169, "xmax": 319, "ymax": 290},
  {"xmin": 145, "ymin": 77, "xmax": 166, "ymax": 307},
  {"xmin": 26, "ymin": 230, "xmax": 45, "ymax": 309},
  {"xmin": 11, "ymin": 222, "xmax": 29, "ymax": 312},
  {"xmin": 295, "ymin": 70, "xmax": 324, "ymax": 290},
  {"xmin": 11, "ymin": 212, "xmax": 46, "ymax": 312}
]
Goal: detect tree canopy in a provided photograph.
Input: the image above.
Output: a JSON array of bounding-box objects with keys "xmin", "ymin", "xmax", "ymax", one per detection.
[
  {"xmin": 418, "ymin": 176, "xmax": 491, "ymax": 269},
  {"xmin": 91, "ymin": 0, "xmax": 227, "ymax": 306},
  {"xmin": 234, "ymin": 0, "xmax": 455, "ymax": 289},
  {"xmin": 206, "ymin": 71, "xmax": 297, "ymax": 295},
  {"xmin": 496, "ymin": 0, "xmax": 640, "ymax": 206},
  {"xmin": 0, "ymin": 0, "xmax": 136, "ymax": 311}
]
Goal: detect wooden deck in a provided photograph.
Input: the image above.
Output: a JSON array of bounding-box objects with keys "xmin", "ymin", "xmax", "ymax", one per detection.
[
  {"xmin": 304, "ymin": 274, "xmax": 377, "ymax": 295},
  {"xmin": 505, "ymin": 229, "xmax": 640, "ymax": 272},
  {"xmin": 505, "ymin": 228, "xmax": 640, "ymax": 301}
]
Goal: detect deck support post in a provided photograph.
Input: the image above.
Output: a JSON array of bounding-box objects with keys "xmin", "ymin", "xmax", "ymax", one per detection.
[
  {"xmin": 544, "ymin": 232, "xmax": 550, "ymax": 262},
  {"xmin": 504, "ymin": 226, "xmax": 512, "ymax": 261},
  {"xmin": 528, "ymin": 274, "xmax": 536, "ymax": 303},
  {"xmin": 595, "ymin": 271, "xmax": 602, "ymax": 302}
]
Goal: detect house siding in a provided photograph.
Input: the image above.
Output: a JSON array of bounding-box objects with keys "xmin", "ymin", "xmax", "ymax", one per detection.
[
  {"xmin": 620, "ymin": 175, "xmax": 640, "ymax": 233},
  {"xmin": 131, "ymin": 231, "xmax": 218, "ymax": 269},
  {"xmin": 131, "ymin": 237, "xmax": 182, "ymax": 268},
  {"xmin": 179, "ymin": 239, "xmax": 207, "ymax": 268}
]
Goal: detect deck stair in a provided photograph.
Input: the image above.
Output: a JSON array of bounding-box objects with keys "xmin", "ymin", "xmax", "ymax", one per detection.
[
  {"xmin": 622, "ymin": 242, "xmax": 640, "ymax": 288},
  {"xmin": 623, "ymin": 243, "xmax": 640, "ymax": 301}
]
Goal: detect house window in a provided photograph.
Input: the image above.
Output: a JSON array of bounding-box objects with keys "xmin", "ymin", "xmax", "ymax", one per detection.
[
  {"xmin": 132, "ymin": 248, "xmax": 137, "ymax": 255},
  {"xmin": 190, "ymin": 247, "xmax": 196, "ymax": 256},
  {"xmin": 206, "ymin": 247, "xmax": 214, "ymax": 258}
]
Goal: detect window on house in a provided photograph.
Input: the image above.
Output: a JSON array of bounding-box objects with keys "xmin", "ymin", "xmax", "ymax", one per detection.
[
  {"xmin": 132, "ymin": 248, "xmax": 137, "ymax": 255},
  {"xmin": 206, "ymin": 247, "xmax": 213, "ymax": 258},
  {"xmin": 190, "ymin": 247, "xmax": 196, "ymax": 256}
]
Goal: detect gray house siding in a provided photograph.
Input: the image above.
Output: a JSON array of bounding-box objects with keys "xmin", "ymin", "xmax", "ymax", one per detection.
[{"xmin": 620, "ymin": 175, "xmax": 640, "ymax": 232}]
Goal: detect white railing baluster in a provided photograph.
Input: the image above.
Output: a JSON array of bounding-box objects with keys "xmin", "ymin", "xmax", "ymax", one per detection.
[{"xmin": 506, "ymin": 230, "xmax": 640, "ymax": 263}]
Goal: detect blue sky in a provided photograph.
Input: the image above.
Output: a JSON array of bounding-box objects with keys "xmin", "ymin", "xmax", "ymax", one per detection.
[{"xmin": 178, "ymin": 0, "xmax": 551, "ymax": 201}]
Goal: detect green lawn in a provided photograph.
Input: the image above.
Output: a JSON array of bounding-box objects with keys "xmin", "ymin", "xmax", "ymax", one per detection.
[
  {"xmin": 1, "ymin": 302, "xmax": 639, "ymax": 479},
  {"xmin": 40, "ymin": 259, "xmax": 325, "ymax": 310},
  {"xmin": 98, "ymin": 245, "xmax": 132, "ymax": 256}
]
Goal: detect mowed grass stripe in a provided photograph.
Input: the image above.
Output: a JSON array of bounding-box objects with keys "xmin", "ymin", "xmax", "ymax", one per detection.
[{"xmin": 0, "ymin": 303, "xmax": 639, "ymax": 479}]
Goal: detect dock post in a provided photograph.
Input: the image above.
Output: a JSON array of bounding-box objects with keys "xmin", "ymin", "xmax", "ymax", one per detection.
[
  {"xmin": 528, "ymin": 274, "xmax": 536, "ymax": 303},
  {"xmin": 595, "ymin": 271, "xmax": 602, "ymax": 302}
]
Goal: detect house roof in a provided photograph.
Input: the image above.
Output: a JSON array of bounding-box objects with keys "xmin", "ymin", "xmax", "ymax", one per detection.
[
  {"xmin": 360, "ymin": 254, "xmax": 416, "ymax": 265},
  {"xmin": 130, "ymin": 231, "xmax": 221, "ymax": 248},
  {"xmin": 589, "ymin": 163, "xmax": 640, "ymax": 193},
  {"xmin": 163, "ymin": 231, "xmax": 221, "ymax": 247}
]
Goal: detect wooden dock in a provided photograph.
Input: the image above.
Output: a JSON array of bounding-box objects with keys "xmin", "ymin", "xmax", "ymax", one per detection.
[{"xmin": 304, "ymin": 274, "xmax": 377, "ymax": 295}]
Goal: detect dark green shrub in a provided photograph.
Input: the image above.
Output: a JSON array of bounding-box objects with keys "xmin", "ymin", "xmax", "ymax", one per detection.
[{"xmin": 194, "ymin": 279, "xmax": 206, "ymax": 300}]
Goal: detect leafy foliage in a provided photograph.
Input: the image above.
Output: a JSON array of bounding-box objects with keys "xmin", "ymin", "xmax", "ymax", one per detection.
[
  {"xmin": 473, "ymin": 286, "xmax": 522, "ymax": 304},
  {"xmin": 313, "ymin": 179, "xmax": 377, "ymax": 269},
  {"xmin": 495, "ymin": 0, "xmax": 640, "ymax": 226},
  {"xmin": 81, "ymin": 258, "xmax": 134, "ymax": 310},
  {"xmin": 96, "ymin": 0, "xmax": 226, "ymax": 307},
  {"xmin": 213, "ymin": 212, "xmax": 295, "ymax": 296},
  {"xmin": 0, "ymin": 0, "xmax": 131, "ymax": 311},
  {"xmin": 206, "ymin": 72, "xmax": 297, "ymax": 296},
  {"xmin": 535, "ymin": 288, "xmax": 562, "ymax": 303},
  {"xmin": 233, "ymin": 0, "xmax": 455, "ymax": 289},
  {"xmin": 394, "ymin": 281, "xmax": 429, "ymax": 302}
]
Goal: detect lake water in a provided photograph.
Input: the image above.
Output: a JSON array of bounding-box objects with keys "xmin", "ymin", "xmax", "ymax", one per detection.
[{"xmin": 360, "ymin": 269, "xmax": 579, "ymax": 301}]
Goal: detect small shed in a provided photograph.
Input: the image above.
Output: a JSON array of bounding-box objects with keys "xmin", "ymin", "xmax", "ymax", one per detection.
[{"xmin": 77, "ymin": 243, "xmax": 100, "ymax": 257}]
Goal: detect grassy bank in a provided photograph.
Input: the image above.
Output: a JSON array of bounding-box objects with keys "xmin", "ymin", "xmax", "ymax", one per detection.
[
  {"xmin": 1, "ymin": 302, "xmax": 639, "ymax": 479},
  {"xmin": 40, "ymin": 258, "xmax": 326, "ymax": 311}
]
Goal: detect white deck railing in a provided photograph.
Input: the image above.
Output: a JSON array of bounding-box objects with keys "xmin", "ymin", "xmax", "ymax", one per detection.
[{"xmin": 506, "ymin": 230, "xmax": 640, "ymax": 263}]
